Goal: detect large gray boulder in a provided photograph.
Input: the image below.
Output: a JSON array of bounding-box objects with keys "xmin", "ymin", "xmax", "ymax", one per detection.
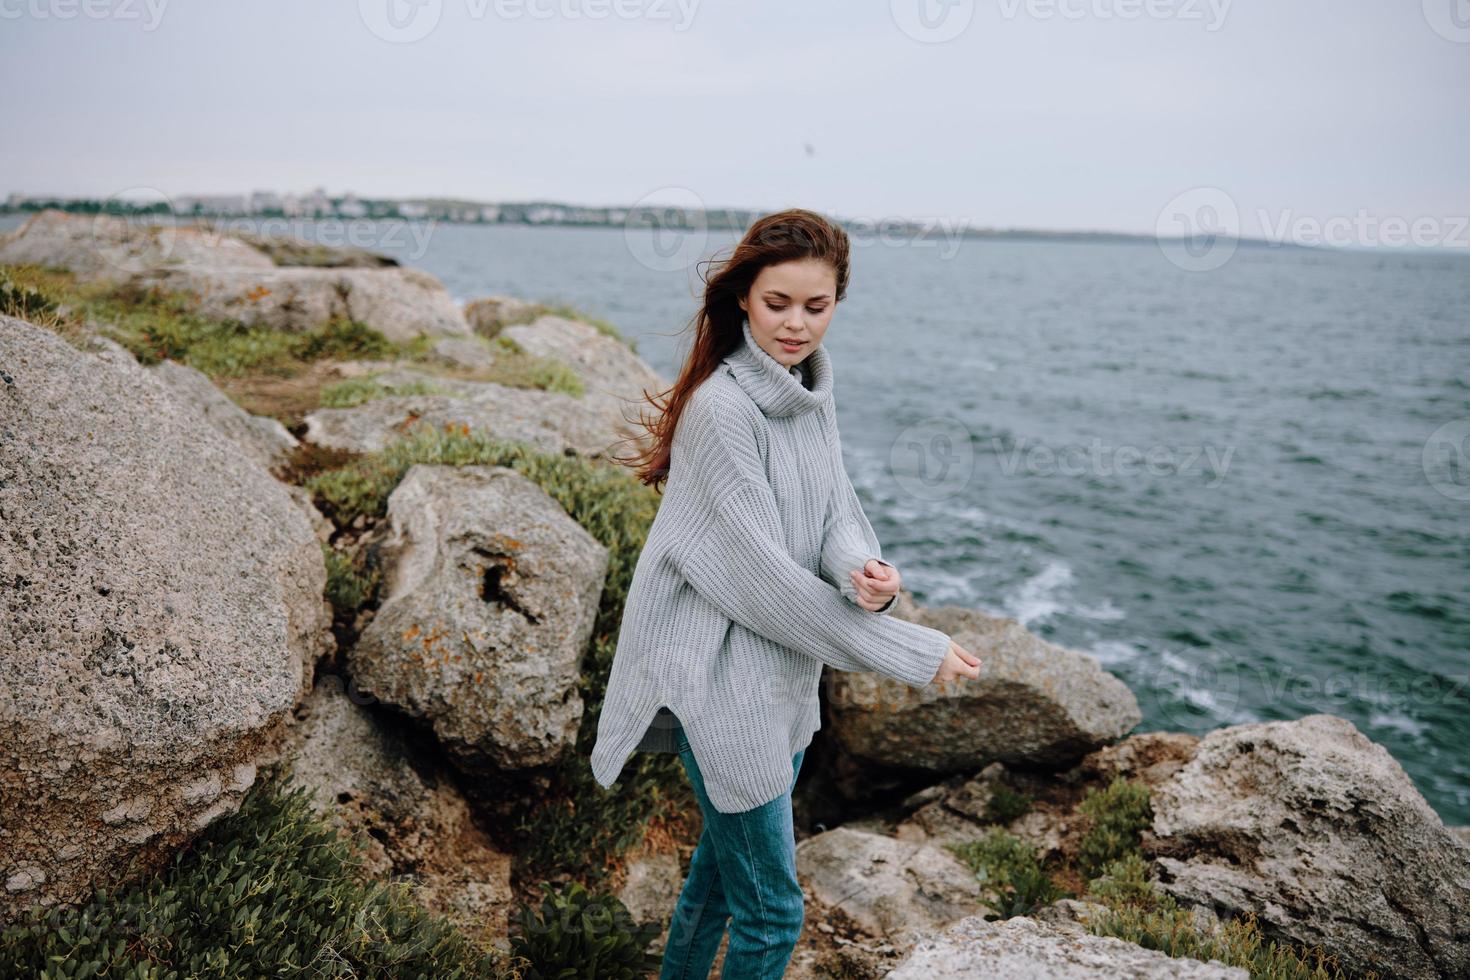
[
  {"xmin": 346, "ymin": 464, "xmax": 607, "ymax": 776},
  {"xmin": 501, "ymin": 313, "xmax": 664, "ymax": 420},
  {"xmin": 825, "ymin": 600, "xmax": 1141, "ymax": 784},
  {"xmin": 135, "ymin": 265, "xmax": 471, "ymax": 344},
  {"xmin": 884, "ymin": 914, "xmax": 1247, "ymax": 979},
  {"xmin": 0, "ymin": 208, "xmax": 274, "ymax": 281},
  {"xmin": 796, "ymin": 826, "xmax": 984, "ymax": 943},
  {"xmin": 1148, "ymin": 713, "xmax": 1470, "ymax": 980},
  {"xmin": 0, "ymin": 316, "xmax": 331, "ymax": 920},
  {"xmin": 301, "ymin": 368, "xmax": 627, "ymax": 458},
  {"xmin": 147, "ymin": 359, "xmax": 298, "ymax": 471},
  {"xmin": 284, "ymin": 679, "xmax": 515, "ymax": 949}
]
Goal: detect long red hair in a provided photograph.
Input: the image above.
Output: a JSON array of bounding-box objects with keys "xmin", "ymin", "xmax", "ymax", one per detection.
[{"xmin": 612, "ymin": 207, "xmax": 852, "ymax": 491}]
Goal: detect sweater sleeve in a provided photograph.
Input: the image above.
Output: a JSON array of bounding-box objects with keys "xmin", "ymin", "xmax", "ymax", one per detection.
[
  {"xmin": 820, "ymin": 449, "xmax": 898, "ymax": 616},
  {"xmin": 671, "ymin": 392, "xmax": 949, "ymax": 688}
]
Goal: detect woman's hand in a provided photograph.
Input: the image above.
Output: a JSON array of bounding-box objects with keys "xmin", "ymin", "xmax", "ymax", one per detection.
[
  {"xmin": 933, "ymin": 638, "xmax": 983, "ymax": 684},
  {"xmin": 851, "ymin": 559, "xmax": 900, "ymax": 611}
]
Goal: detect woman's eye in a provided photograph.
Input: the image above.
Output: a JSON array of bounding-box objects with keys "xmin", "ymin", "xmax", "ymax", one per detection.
[
  {"xmin": 765, "ymin": 303, "xmax": 786, "ymax": 312},
  {"xmin": 806, "ymin": 307, "xmax": 826, "ymax": 315}
]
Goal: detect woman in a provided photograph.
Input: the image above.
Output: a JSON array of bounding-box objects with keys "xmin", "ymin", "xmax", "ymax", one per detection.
[{"xmin": 591, "ymin": 208, "xmax": 982, "ymax": 978}]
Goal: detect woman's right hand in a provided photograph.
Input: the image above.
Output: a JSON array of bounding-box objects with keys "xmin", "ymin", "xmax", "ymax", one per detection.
[{"xmin": 933, "ymin": 638, "xmax": 983, "ymax": 684}]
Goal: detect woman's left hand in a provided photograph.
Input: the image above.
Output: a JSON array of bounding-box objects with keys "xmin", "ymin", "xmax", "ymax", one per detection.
[{"xmin": 851, "ymin": 559, "xmax": 900, "ymax": 611}]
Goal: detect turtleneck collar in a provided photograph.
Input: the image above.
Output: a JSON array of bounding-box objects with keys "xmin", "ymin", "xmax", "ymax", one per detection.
[{"xmin": 722, "ymin": 318, "xmax": 833, "ymax": 418}]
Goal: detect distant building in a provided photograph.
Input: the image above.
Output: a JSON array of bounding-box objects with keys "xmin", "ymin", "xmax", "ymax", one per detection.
[
  {"xmin": 338, "ymin": 192, "xmax": 367, "ymax": 218},
  {"xmin": 250, "ymin": 190, "xmax": 283, "ymax": 213}
]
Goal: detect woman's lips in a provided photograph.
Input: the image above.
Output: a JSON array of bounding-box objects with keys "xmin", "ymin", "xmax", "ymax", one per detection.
[{"xmin": 778, "ymin": 339, "xmax": 805, "ymax": 352}]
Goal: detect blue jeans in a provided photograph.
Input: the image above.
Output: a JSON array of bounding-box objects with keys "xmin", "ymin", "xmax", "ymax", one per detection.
[{"xmin": 659, "ymin": 720, "xmax": 807, "ymax": 980}]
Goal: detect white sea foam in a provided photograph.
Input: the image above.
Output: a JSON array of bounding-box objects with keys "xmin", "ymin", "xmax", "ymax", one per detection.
[{"xmin": 1368, "ymin": 711, "xmax": 1429, "ymax": 739}]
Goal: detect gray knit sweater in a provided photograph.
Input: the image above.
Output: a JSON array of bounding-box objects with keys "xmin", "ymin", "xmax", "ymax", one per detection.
[{"xmin": 589, "ymin": 319, "xmax": 952, "ymax": 813}]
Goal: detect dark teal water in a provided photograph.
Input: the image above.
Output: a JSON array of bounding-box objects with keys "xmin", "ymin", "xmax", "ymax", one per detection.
[{"xmin": 10, "ymin": 217, "xmax": 1466, "ymax": 823}]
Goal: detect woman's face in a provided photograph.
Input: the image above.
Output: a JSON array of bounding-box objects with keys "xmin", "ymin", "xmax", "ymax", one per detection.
[{"xmin": 737, "ymin": 257, "xmax": 838, "ymax": 368}]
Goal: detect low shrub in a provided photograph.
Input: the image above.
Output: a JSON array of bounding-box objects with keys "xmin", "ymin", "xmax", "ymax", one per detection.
[
  {"xmin": 949, "ymin": 827, "xmax": 1067, "ymax": 920},
  {"xmin": 511, "ymin": 881, "xmax": 661, "ymax": 979},
  {"xmin": 0, "ymin": 768, "xmax": 522, "ymax": 979}
]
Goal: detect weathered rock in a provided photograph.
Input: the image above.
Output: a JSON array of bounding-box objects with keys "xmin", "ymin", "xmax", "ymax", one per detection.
[
  {"xmin": 301, "ymin": 372, "xmax": 623, "ymax": 458},
  {"xmin": 1030, "ymin": 897, "xmax": 1112, "ymax": 937},
  {"xmin": 0, "ymin": 208, "xmax": 274, "ymax": 281},
  {"xmin": 896, "ymin": 762, "xmax": 1075, "ymax": 862},
  {"xmin": 825, "ymin": 601, "xmax": 1141, "ymax": 780},
  {"xmin": 796, "ymin": 826, "xmax": 983, "ymax": 943},
  {"xmin": 896, "ymin": 763, "xmax": 1011, "ymax": 844},
  {"xmin": 885, "ymin": 914, "xmax": 1247, "ymax": 979},
  {"xmin": 432, "ymin": 336, "xmax": 497, "ymax": 370},
  {"xmin": 0, "ymin": 316, "xmax": 331, "ymax": 920},
  {"xmin": 1452, "ymin": 826, "xmax": 1470, "ymax": 849},
  {"xmin": 504, "ymin": 314, "xmax": 666, "ymax": 459},
  {"xmin": 283, "ymin": 678, "xmax": 514, "ymax": 949},
  {"xmin": 1148, "ymin": 713, "xmax": 1470, "ymax": 980},
  {"xmin": 147, "ymin": 359, "xmax": 298, "ymax": 471},
  {"xmin": 465, "ymin": 295, "xmax": 537, "ymax": 336},
  {"xmin": 230, "ymin": 231, "xmax": 398, "ymax": 268},
  {"xmin": 503, "ymin": 312, "xmax": 661, "ymax": 401},
  {"xmin": 136, "ymin": 265, "xmax": 471, "ymax": 344},
  {"xmin": 285, "ymin": 485, "xmax": 335, "ymax": 545},
  {"xmin": 616, "ymin": 850, "xmax": 684, "ymax": 927},
  {"xmin": 346, "ymin": 464, "xmax": 606, "ymax": 775},
  {"xmin": 1078, "ymin": 730, "xmax": 1201, "ymax": 792}
]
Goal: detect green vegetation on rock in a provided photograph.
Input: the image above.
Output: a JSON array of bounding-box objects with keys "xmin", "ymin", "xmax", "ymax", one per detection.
[
  {"xmin": 511, "ymin": 881, "xmax": 661, "ymax": 979},
  {"xmin": 949, "ymin": 828, "xmax": 1067, "ymax": 920},
  {"xmin": 1076, "ymin": 775, "xmax": 1153, "ymax": 880},
  {"xmin": 319, "ymin": 375, "xmax": 446, "ymax": 408},
  {"xmin": 0, "ymin": 767, "xmax": 522, "ymax": 979}
]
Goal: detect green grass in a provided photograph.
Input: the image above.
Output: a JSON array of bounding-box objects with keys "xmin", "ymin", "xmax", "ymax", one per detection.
[
  {"xmin": 1, "ymin": 263, "xmax": 401, "ymax": 376},
  {"xmin": 1076, "ymin": 775, "xmax": 1153, "ymax": 880},
  {"xmin": 481, "ymin": 299, "xmax": 635, "ymax": 355},
  {"xmin": 984, "ymin": 780, "xmax": 1034, "ymax": 824},
  {"xmin": 948, "ymin": 827, "xmax": 1067, "ymax": 920},
  {"xmin": 1084, "ymin": 854, "xmax": 1378, "ymax": 980},
  {"xmin": 483, "ymin": 335, "xmax": 585, "ymax": 396},
  {"xmin": 0, "ymin": 766, "xmax": 523, "ymax": 979},
  {"xmin": 319, "ymin": 375, "xmax": 446, "ymax": 407},
  {"xmin": 323, "ymin": 541, "xmax": 381, "ymax": 620}
]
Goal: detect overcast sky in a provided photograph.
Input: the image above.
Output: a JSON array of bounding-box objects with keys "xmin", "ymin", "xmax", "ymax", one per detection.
[{"xmin": 2, "ymin": 0, "xmax": 1467, "ymax": 241}]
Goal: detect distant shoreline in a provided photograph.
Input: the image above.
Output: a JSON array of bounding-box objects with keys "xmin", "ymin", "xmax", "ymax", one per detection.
[{"xmin": 5, "ymin": 205, "xmax": 1467, "ymax": 257}]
